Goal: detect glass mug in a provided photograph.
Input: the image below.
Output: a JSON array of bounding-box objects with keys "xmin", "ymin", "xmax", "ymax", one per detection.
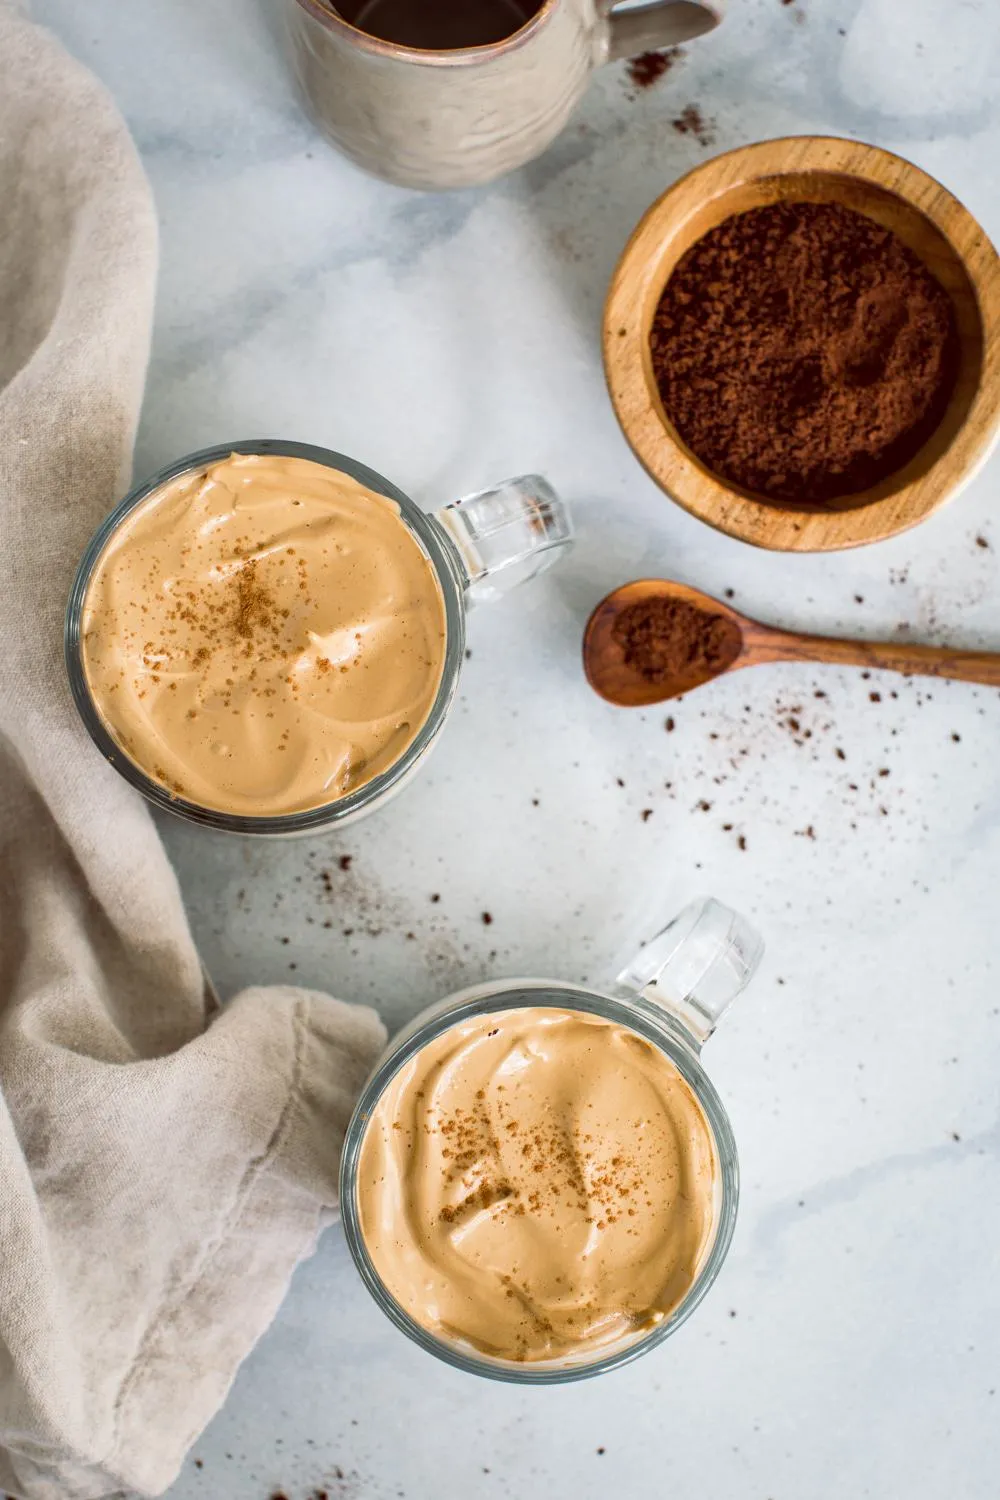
[
  {"xmin": 64, "ymin": 439, "xmax": 572, "ymax": 836},
  {"xmin": 284, "ymin": 0, "xmax": 723, "ymax": 190},
  {"xmin": 340, "ymin": 896, "xmax": 763, "ymax": 1382}
]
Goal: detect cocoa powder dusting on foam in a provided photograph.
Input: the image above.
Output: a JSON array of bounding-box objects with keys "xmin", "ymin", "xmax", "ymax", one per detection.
[
  {"xmin": 233, "ymin": 559, "xmax": 274, "ymax": 642},
  {"xmin": 612, "ymin": 596, "xmax": 742, "ymax": 687},
  {"xmin": 650, "ymin": 200, "xmax": 959, "ymax": 503}
]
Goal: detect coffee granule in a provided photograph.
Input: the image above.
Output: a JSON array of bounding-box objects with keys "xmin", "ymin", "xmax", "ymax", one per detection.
[
  {"xmin": 626, "ymin": 47, "xmax": 679, "ymax": 90},
  {"xmin": 650, "ymin": 200, "xmax": 960, "ymax": 502},
  {"xmin": 671, "ymin": 104, "xmax": 714, "ymax": 146},
  {"xmin": 612, "ymin": 595, "xmax": 742, "ymax": 687}
]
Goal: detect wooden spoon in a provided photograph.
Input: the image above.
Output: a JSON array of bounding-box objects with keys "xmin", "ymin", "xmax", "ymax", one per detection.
[{"xmin": 583, "ymin": 578, "xmax": 1000, "ymax": 707}]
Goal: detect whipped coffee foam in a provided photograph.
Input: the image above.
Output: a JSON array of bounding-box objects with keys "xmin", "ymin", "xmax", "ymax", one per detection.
[
  {"xmin": 81, "ymin": 453, "xmax": 447, "ymax": 816},
  {"xmin": 358, "ymin": 1007, "xmax": 720, "ymax": 1364}
]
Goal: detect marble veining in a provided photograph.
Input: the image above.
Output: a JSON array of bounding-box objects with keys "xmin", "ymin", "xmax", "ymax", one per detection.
[{"xmin": 31, "ymin": 0, "xmax": 1000, "ymax": 1495}]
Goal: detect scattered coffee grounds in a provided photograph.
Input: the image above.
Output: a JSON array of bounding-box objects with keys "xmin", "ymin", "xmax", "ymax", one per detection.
[
  {"xmin": 671, "ymin": 104, "xmax": 714, "ymax": 146},
  {"xmin": 612, "ymin": 595, "xmax": 742, "ymax": 686},
  {"xmin": 626, "ymin": 48, "xmax": 679, "ymax": 90},
  {"xmin": 650, "ymin": 200, "xmax": 960, "ymax": 503}
]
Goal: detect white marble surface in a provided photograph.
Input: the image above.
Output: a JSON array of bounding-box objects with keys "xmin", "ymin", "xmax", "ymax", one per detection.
[{"xmin": 35, "ymin": 0, "xmax": 1000, "ymax": 1496}]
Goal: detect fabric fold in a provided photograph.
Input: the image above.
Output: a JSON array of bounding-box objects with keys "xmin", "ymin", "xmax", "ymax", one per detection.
[{"xmin": 0, "ymin": 8, "xmax": 386, "ymax": 1497}]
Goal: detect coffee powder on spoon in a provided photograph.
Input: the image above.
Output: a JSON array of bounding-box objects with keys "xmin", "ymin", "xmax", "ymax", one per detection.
[{"xmin": 612, "ymin": 595, "xmax": 742, "ymax": 686}]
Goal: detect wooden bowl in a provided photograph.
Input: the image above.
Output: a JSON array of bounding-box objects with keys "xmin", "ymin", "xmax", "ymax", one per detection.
[{"xmin": 603, "ymin": 136, "xmax": 1000, "ymax": 552}]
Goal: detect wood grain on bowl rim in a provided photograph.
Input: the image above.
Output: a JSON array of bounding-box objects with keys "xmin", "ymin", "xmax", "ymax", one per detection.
[{"xmin": 603, "ymin": 136, "xmax": 1000, "ymax": 552}]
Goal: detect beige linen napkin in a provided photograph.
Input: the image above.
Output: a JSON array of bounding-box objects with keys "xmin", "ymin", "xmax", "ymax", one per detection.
[{"xmin": 0, "ymin": 7, "xmax": 387, "ymax": 1497}]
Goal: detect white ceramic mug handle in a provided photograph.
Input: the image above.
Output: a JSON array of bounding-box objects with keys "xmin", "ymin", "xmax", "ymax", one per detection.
[{"xmin": 602, "ymin": 0, "xmax": 722, "ymax": 64}]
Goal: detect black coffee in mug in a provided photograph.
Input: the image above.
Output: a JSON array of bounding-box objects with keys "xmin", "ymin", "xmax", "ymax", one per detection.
[{"xmin": 334, "ymin": 0, "xmax": 545, "ymax": 49}]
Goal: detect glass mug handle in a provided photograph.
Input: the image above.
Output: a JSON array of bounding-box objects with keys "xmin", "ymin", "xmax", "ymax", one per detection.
[
  {"xmin": 432, "ymin": 475, "xmax": 573, "ymax": 606},
  {"xmin": 614, "ymin": 897, "xmax": 763, "ymax": 1049},
  {"xmin": 601, "ymin": 0, "xmax": 722, "ymax": 64}
]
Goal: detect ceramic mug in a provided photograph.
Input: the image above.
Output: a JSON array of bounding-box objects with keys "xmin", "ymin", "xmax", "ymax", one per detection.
[
  {"xmin": 65, "ymin": 439, "xmax": 572, "ymax": 836},
  {"xmin": 283, "ymin": 0, "xmax": 723, "ymax": 189},
  {"xmin": 340, "ymin": 896, "xmax": 763, "ymax": 1380}
]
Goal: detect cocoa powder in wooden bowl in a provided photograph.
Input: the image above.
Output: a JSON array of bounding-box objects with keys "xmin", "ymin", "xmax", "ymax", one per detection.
[{"xmin": 603, "ymin": 137, "xmax": 1000, "ymax": 551}]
